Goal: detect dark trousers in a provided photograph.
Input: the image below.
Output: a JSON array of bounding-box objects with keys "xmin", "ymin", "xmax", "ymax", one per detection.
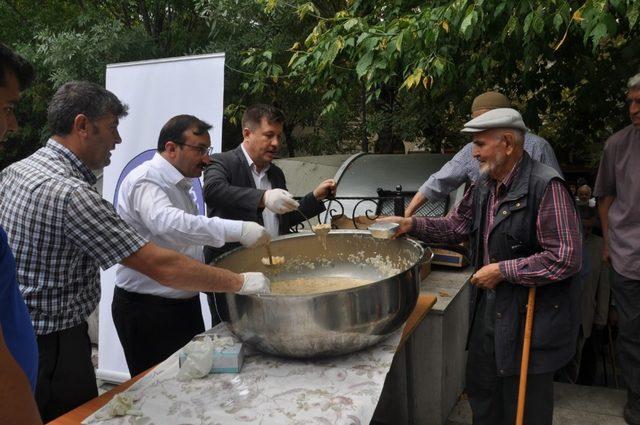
[
  {"xmin": 610, "ymin": 268, "xmax": 640, "ymax": 413},
  {"xmin": 466, "ymin": 290, "xmax": 554, "ymax": 425},
  {"xmin": 112, "ymin": 286, "xmax": 204, "ymax": 376},
  {"xmin": 466, "ymin": 350, "xmax": 554, "ymax": 425},
  {"xmin": 35, "ymin": 322, "xmax": 98, "ymax": 422}
]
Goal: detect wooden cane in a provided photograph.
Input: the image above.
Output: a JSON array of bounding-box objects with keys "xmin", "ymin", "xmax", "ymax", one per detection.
[{"xmin": 516, "ymin": 287, "xmax": 536, "ymax": 425}]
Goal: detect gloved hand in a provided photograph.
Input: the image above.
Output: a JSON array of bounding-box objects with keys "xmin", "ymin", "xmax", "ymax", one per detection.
[
  {"xmin": 239, "ymin": 222, "xmax": 271, "ymax": 248},
  {"xmin": 264, "ymin": 188, "xmax": 299, "ymax": 214},
  {"xmin": 238, "ymin": 272, "xmax": 271, "ymax": 295}
]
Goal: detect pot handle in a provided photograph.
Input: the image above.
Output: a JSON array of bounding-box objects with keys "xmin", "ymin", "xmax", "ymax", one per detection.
[
  {"xmin": 404, "ymin": 236, "xmax": 435, "ymax": 264},
  {"xmin": 405, "ymin": 237, "xmax": 472, "ymax": 264}
]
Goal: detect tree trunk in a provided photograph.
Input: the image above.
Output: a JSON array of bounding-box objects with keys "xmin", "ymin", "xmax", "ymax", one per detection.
[{"xmin": 374, "ymin": 83, "xmax": 401, "ymax": 153}]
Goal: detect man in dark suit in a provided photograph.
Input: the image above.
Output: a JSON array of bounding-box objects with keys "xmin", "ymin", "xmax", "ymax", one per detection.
[{"xmin": 203, "ymin": 104, "xmax": 336, "ymax": 320}]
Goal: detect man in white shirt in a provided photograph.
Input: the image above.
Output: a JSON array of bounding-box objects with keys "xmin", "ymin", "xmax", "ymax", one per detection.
[{"xmin": 112, "ymin": 115, "xmax": 271, "ymax": 376}]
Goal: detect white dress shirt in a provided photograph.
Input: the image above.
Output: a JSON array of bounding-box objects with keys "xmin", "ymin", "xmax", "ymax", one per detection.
[
  {"xmin": 115, "ymin": 153, "xmax": 243, "ymax": 298},
  {"xmin": 240, "ymin": 145, "xmax": 280, "ymax": 237}
]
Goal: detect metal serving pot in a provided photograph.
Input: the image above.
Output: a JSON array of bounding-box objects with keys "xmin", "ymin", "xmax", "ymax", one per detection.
[{"xmin": 213, "ymin": 230, "xmax": 431, "ymax": 358}]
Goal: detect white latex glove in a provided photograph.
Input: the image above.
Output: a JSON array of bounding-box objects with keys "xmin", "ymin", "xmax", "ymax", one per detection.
[
  {"xmin": 239, "ymin": 222, "xmax": 271, "ymax": 248},
  {"xmin": 238, "ymin": 272, "xmax": 271, "ymax": 295},
  {"xmin": 264, "ymin": 188, "xmax": 299, "ymax": 214}
]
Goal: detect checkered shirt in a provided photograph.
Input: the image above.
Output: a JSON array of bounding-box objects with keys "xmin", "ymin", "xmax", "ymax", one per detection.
[{"xmin": 0, "ymin": 139, "xmax": 147, "ymax": 335}]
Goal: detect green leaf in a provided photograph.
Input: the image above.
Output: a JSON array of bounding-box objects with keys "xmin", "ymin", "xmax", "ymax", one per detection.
[
  {"xmin": 262, "ymin": 50, "xmax": 272, "ymax": 60},
  {"xmin": 590, "ymin": 22, "xmax": 608, "ymax": 46},
  {"xmin": 532, "ymin": 11, "xmax": 544, "ymax": 35},
  {"xmin": 599, "ymin": 12, "xmax": 617, "ymax": 35},
  {"xmin": 629, "ymin": 4, "xmax": 640, "ymax": 28},
  {"xmin": 502, "ymin": 14, "xmax": 518, "ymax": 39},
  {"xmin": 433, "ymin": 57, "xmax": 445, "ymax": 75},
  {"xmin": 494, "ymin": 2, "xmax": 506, "ymax": 18},
  {"xmin": 297, "ymin": 2, "xmax": 318, "ymax": 20},
  {"xmin": 394, "ymin": 32, "xmax": 403, "ymax": 52},
  {"xmin": 460, "ymin": 9, "xmax": 476, "ymax": 37},
  {"xmin": 523, "ymin": 11, "xmax": 534, "ymax": 36},
  {"xmin": 344, "ymin": 18, "xmax": 358, "ymax": 31},
  {"xmin": 356, "ymin": 51, "xmax": 374, "ymax": 78},
  {"xmin": 553, "ymin": 13, "xmax": 564, "ymax": 31}
]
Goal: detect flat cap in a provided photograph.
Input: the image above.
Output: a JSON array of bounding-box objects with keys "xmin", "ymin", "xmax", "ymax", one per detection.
[
  {"xmin": 471, "ymin": 91, "xmax": 511, "ymax": 112},
  {"xmin": 461, "ymin": 108, "xmax": 527, "ymax": 133}
]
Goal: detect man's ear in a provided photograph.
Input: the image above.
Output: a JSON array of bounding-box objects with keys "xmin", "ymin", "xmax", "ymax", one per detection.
[
  {"xmin": 74, "ymin": 114, "xmax": 90, "ymax": 136},
  {"xmin": 164, "ymin": 141, "xmax": 179, "ymax": 155},
  {"xmin": 242, "ymin": 127, "xmax": 252, "ymax": 140},
  {"xmin": 503, "ymin": 132, "xmax": 516, "ymax": 155},
  {"xmin": 166, "ymin": 141, "xmax": 176, "ymax": 151}
]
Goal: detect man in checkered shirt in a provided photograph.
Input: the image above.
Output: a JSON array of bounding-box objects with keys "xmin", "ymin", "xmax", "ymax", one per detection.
[{"xmin": 0, "ymin": 81, "xmax": 270, "ymax": 421}]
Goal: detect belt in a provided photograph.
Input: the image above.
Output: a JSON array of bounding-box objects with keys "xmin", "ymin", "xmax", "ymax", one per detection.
[{"xmin": 114, "ymin": 286, "xmax": 200, "ymax": 306}]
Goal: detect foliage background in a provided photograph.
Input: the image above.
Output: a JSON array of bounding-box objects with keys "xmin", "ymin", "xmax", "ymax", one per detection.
[{"xmin": 1, "ymin": 0, "xmax": 638, "ymax": 172}]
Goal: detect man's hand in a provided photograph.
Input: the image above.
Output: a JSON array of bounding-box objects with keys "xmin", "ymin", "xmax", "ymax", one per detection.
[
  {"xmin": 470, "ymin": 263, "xmax": 503, "ymax": 290},
  {"xmin": 602, "ymin": 241, "xmax": 611, "ymax": 265},
  {"xmin": 376, "ymin": 216, "xmax": 413, "ymax": 239},
  {"xmin": 264, "ymin": 189, "xmax": 299, "ymax": 214},
  {"xmin": 238, "ymin": 272, "xmax": 271, "ymax": 295},
  {"xmin": 239, "ymin": 222, "xmax": 271, "ymax": 248},
  {"xmin": 313, "ymin": 179, "xmax": 337, "ymax": 200},
  {"xmin": 313, "ymin": 179, "xmax": 336, "ymax": 201}
]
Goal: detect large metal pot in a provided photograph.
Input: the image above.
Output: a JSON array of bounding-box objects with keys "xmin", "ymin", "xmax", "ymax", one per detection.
[{"xmin": 214, "ymin": 230, "xmax": 430, "ymax": 358}]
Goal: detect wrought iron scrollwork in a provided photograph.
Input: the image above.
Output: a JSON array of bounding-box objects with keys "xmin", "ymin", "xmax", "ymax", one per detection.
[
  {"xmin": 289, "ymin": 190, "xmax": 448, "ymax": 233},
  {"xmin": 351, "ymin": 198, "xmax": 381, "ymax": 228}
]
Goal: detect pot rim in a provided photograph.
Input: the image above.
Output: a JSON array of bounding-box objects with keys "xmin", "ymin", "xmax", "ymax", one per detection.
[{"xmin": 214, "ymin": 229, "xmax": 429, "ymax": 299}]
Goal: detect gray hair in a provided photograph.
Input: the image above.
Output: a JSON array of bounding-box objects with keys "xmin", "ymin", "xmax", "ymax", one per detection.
[
  {"xmin": 628, "ymin": 73, "xmax": 640, "ymax": 90},
  {"xmin": 494, "ymin": 128, "xmax": 525, "ymax": 147},
  {"xmin": 47, "ymin": 81, "xmax": 128, "ymax": 136},
  {"xmin": 512, "ymin": 129, "xmax": 525, "ymax": 146}
]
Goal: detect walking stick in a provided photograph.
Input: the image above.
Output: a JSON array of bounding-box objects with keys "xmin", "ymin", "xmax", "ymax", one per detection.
[{"xmin": 516, "ymin": 287, "xmax": 536, "ymax": 425}]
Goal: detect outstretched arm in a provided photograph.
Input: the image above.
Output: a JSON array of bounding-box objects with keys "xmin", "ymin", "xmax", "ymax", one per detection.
[{"xmin": 0, "ymin": 327, "xmax": 42, "ymax": 425}]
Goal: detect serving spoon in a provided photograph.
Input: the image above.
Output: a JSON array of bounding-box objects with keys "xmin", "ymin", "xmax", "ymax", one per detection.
[{"xmin": 295, "ymin": 209, "xmax": 331, "ymax": 236}]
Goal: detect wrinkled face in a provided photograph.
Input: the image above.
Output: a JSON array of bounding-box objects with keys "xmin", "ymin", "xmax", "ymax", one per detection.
[
  {"xmin": 86, "ymin": 113, "xmax": 122, "ymax": 169},
  {"xmin": 170, "ymin": 128, "xmax": 212, "ymax": 178},
  {"xmin": 472, "ymin": 129, "xmax": 508, "ymax": 179},
  {"xmin": 628, "ymin": 88, "xmax": 640, "ymax": 128},
  {"xmin": 0, "ymin": 70, "xmax": 20, "ymax": 144},
  {"xmin": 243, "ymin": 117, "xmax": 283, "ymax": 170}
]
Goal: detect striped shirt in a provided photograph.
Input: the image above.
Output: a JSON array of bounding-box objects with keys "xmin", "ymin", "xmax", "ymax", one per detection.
[
  {"xmin": 0, "ymin": 139, "xmax": 147, "ymax": 335},
  {"xmin": 412, "ymin": 158, "xmax": 581, "ymax": 285}
]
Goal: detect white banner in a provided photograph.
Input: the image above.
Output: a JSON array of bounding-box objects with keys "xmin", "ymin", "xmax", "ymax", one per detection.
[{"xmin": 99, "ymin": 53, "xmax": 225, "ymax": 382}]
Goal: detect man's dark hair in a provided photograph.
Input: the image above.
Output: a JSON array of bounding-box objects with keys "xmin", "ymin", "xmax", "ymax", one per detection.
[
  {"xmin": 157, "ymin": 114, "xmax": 212, "ymax": 152},
  {"xmin": 47, "ymin": 81, "xmax": 128, "ymax": 136},
  {"xmin": 241, "ymin": 104, "xmax": 285, "ymax": 130},
  {"xmin": 0, "ymin": 43, "xmax": 34, "ymax": 90}
]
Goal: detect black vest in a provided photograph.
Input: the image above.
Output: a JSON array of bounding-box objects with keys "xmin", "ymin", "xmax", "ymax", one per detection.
[{"xmin": 469, "ymin": 152, "xmax": 580, "ymax": 375}]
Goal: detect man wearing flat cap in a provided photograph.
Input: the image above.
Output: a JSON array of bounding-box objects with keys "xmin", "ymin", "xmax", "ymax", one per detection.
[
  {"xmin": 382, "ymin": 108, "xmax": 582, "ymax": 424},
  {"xmin": 404, "ymin": 91, "xmax": 561, "ymax": 217}
]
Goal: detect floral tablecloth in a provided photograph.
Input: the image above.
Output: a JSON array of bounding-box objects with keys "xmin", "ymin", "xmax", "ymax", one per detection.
[{"xmin": 84, "ymin": 323, "xmax": 403, "ymax": 425}]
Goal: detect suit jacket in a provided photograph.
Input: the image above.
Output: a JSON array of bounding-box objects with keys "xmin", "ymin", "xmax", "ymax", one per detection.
[{"xmin": 203, "ymin": 145, "xmax": 325, "ymax": 263}]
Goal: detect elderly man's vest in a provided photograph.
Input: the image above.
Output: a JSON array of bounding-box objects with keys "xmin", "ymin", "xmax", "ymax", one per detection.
[{"xmin": 468, "ymin": 152, "xmax": 580, "ymax": 376}]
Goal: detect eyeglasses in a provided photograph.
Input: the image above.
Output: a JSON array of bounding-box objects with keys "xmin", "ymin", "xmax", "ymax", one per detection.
[{"xmin": 173, "ymin": 142, "xmax": 214, "ymax": 157}]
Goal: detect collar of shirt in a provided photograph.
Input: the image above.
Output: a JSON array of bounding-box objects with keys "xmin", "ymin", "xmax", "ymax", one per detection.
[
  {"xmin": 150, "ymin": 153, "xmax": 193, "ymax": 192},
  {"xmin": 492, "ymin": 156, "xmax": 523, "ymax": 197},
  {"xmin": 240, "ymin": 144, "xmax": 270, "ymax": 178},
  {"xmin": 46, "ymin": 138, "xmax": 97, "ymax": 185}
]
